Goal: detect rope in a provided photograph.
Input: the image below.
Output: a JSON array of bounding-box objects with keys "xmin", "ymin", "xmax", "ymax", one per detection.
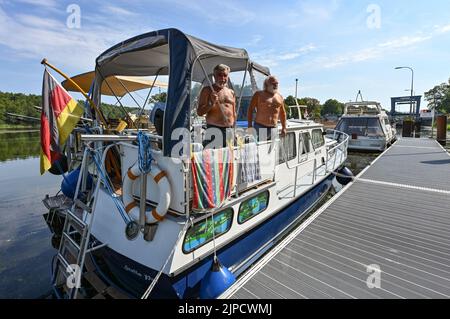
[
  {"xmin": 141, "ymin": 217, "xmax": 194, "ymax": 299},
  {"xmin": 137, "ymin": 131, "xmax": 154, "ymax": 174},
  {"xmin": 90, "ymin": 148, "xmax": 131, "ymax": 224}
]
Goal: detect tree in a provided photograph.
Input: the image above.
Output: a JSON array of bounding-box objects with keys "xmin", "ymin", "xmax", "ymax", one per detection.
[
  {"xmin": 321, "ymin": 99, "xmax": 344, "ymax": 116},
  {"xmin": 149, "ymin": 92, "xmax": 167, "ymax": 104},
  {"xmin": 424, "ymin": 78, "xmax": 450, "ymax": 113},
  {"xmin": 284, "ymin": 95, "xmax": 297, "ymax": 106}
]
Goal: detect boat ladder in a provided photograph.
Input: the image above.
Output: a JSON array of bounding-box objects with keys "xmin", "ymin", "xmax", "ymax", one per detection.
[{"xmin": 52, "ymin": 149, "xmax": 106, "ymax": 299}]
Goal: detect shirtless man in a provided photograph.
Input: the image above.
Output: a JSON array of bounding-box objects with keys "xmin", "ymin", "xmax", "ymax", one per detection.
[
  {"xmin": 197, "ymin": 64, "xmax": 236, "ymax": 148},
  {"xmin": 247, "ymin": 76, "xmax": 287, "ymax": 141}
]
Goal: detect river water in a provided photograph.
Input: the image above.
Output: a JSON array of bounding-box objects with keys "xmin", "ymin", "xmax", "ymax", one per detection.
[
  {"xmin": 0, "ymin": 128, "xmax": 447, "ymax": 298},
  {"xmin": 0, "ymin": 130, "xmax": 60, "ymax": 298}
]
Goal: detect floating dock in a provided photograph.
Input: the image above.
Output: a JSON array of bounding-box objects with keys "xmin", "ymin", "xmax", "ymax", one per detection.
[{"xmin": 220, "ymin": 138, "xmax": 450, "ymax": 299}]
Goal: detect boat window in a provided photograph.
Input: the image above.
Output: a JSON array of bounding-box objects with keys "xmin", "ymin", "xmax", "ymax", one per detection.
[
  {"xmin": 238, "ymin": 191, "xmax": 269, "ymax": 224},
  {"xmin": 300, "ymin": 132, "xmax": 312, "ymax": 154},
  {"xmin": 278, "ymin": 132, "xmax": 296, "ymax": 164},
  {"xmin": 366, "ymin": 118, "xmax": 383, "ymax": 137},
  {"xmin": 288, "ymin": 107, "xmax": 300, "ymax": 120},
  {"xmin": 336, "ymin": 118, "xmax": 367, "ymax": 136},
  {"xmin": 183, "ymin": 208, "xmax": 234, "ymax": 253},
  {"xmin": 311, "ymin": 129, "xmax": 325, "ymax": 149},
  {"xmin": 384, "ymin": 118, "xmax": 390, "ymax": 125},
  {"xmin": 336, "ymin": 118, "xmax": 385, "ymax": 137}
]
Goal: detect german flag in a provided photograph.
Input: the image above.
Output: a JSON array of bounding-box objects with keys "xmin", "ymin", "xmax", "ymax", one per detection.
[{"xmin": 40, "ymin": 68, "xmax": 83, "ymax": 174}]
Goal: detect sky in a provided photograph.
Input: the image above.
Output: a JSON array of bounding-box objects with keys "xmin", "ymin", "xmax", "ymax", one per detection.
[{"xmin": 1, "ymin": 0, "xmax": 450, "ymax": 110}]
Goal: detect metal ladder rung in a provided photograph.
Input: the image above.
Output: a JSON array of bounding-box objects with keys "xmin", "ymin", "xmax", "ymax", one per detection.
[
  {"xmin": 75, "ymin": 199, "xmax": 92, "ymax": 213},
  {"xmin": 66, "ymin": 209, "xmax": 87, "ymax": 231},
  {"xmin": 62, "ymin": 232, "xmax": 81, "ymax": 253},
  {"xmin": 56, "ymin": 253, "xmax": 71, "ymax": 274}
]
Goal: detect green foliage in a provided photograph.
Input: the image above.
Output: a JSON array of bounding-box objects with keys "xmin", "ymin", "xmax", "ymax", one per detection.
[
  {"xmin": 424, "ymin": 78, "xmax": 450, "ymax": 113},
  {"xmin": 0, "ymin": 91, "xmax": 41, "ymax": 124},
  {"xmin": 0, "ymin": 91, "xmax": 139, "ymax": 123},
  {"xmin": 284, "ymin": 95, "xmax": 323, "ymax": 119},
  {"xmin": 284, "ymin": 95, "xmax": 298, "ymax": 106},
  {"xmin": 321, "ymin": 99, "xmax": 344, "ymax": 116},
  {"xmin": 149, "ymin": 92, "xmax": 167, "ymax": 104},
  {"xmin": 99, "ymin": 102, "xmax": 139, "ymax": 119}
]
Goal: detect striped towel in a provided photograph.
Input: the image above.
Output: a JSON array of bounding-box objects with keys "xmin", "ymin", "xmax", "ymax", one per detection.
[
  {"xmin": 191, "ymin": 147, "xmax": 234, "ymax": 210},
  {"xmin": 239, "ymin": 142, "xmax": 261, "ymax": 184}
]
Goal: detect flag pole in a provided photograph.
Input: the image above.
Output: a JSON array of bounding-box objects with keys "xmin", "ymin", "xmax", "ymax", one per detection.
[{"xmin": 41, "ymin": 58, "xmax": 108, "ymax": 127}]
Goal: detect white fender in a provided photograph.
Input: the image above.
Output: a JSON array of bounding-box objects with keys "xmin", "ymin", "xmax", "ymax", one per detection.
[{"xmin": 122, "ymin": 162, "xmax": 171, "ymax": 224}]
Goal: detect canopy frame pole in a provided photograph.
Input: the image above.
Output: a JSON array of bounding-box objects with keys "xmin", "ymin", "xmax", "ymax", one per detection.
[
  {"xmin": 235, "ymin": 59, "xmax": 250, "ymax": 129},
  {"xmin": 116, "ymin": 78, "xmax": 144, "ymax": 109},
  {"xmin": 138, "ymin": 68, "xmax": 165, "ymax": 119},
  {"xmin": 97, "ymin": 68, "xmax": 137, "ymax": 129}
]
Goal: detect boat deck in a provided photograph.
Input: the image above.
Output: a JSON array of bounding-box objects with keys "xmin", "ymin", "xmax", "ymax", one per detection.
[{"xmin": 220, "ymin": 138, "xmax": 450, "ymax": 299}]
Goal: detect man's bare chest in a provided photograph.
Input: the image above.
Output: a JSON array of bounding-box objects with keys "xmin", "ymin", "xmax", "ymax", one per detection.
[{"xmin": 260, "ymin": 95, "xmax": 282, "ymax": 109}]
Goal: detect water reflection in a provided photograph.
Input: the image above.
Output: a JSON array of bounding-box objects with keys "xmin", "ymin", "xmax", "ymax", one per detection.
[
  {"xmin": 0, "ymin": 130, "xmax": 40, "ymax": 162},
  {"xmin": 0, "ymin": 131, "xmax": 60, "ymax": 298}
]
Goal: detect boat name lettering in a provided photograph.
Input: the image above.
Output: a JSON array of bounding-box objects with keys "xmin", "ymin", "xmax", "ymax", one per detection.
[{"xmin": 123, "ymin": 265, "xmax": 153, "ymax": 281}]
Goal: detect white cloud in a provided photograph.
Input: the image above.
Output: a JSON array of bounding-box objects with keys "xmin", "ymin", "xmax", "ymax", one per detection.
[
  {"xmin": 273, "ymin": 0, "xmax": 340, "ymax": 29},
  {"xmin": 0, "ymin": 7, "xmax": 144, "ymax": 71},
  {"xmin": 16, "ymin": 13, "xmax": 63, "ymax": 29},
  {"xmin": 436, "ymin": 24, "xmax": 450, "ymax": 33},
  {"xmin": 378, "ymin": 35, "xmax": 432, "ymax": 49},
  {"xmin": 252, "ymin": 44, "xmax": 317, "ymax": 67},
  {"xmin": 248, "ymin": 34, "xmax": 263, "ymax": 46},
  {"xmin": 318, "ymin": 34, "xmax": 434, "ymax": 69},
  {"xmin": 103, "ymin": 5, "xmax": 136, "ymax": 17},
  {"xmin": 15, "ymin": 0, "xmax": 57, "ymax": 7}
]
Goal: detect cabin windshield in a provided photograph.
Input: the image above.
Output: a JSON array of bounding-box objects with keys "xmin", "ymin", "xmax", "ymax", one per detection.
[{"xmin": 336, "ymin": 118, "xmax": 383, "ymax": 136}]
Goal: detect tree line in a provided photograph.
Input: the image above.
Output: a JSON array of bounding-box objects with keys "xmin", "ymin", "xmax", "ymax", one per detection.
[
  {"xmin": 0, "ymin": 91, "xmax": 140, "ymax": 125},
  {"xmin": 284, "ymin": 95, "xmax": 344, "ymax": 119}
]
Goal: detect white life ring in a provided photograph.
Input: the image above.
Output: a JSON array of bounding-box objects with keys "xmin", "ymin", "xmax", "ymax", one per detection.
[{"xmin": 122, "ymin": 162, "xmax": 171, "ymax": 224}]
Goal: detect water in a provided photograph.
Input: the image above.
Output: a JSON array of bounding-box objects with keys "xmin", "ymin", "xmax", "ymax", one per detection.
[
  {"xmin": 0, "ymin": 129, "xmax": 447, "ymax": 298},
  {"xmin": 0, "ymin": 130, "xmax": 60, "ymax": 298}
]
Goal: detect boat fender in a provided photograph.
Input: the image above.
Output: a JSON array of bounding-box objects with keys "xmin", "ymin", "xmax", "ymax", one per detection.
[
  {"xmin": 200, "ymin": 258, "xmax": 236, "ymax": 299},
  {"xmin": 122, "ymin": 161, "xmax": 171, "ymax": 224},
  {"xmin": 336, "ymin": 166, "xmax": 354, "ymax": 186},
  {"xmin": 61, "ymin": 167, "xmax": 93, "ymax": 199}
]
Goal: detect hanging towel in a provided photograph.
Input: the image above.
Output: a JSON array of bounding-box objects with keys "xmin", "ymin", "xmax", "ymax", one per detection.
[
  {"xmin": 238, "ymin": 142, "xmax": 261, "ymax": 184},
  {"xmin": 191, "ymin": 147, "xmax": 234, "ymax": 210}
]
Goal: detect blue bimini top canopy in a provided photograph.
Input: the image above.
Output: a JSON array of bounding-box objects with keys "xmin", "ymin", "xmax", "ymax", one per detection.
[{"xmin": 92, "ymin": 28, "xmax": 267, "ymax": 157}]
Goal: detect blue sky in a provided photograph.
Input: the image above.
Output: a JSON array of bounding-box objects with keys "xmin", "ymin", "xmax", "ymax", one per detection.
[{"xmin": 1, "ymin": 0, "xmax": 450, "ymax": 109}]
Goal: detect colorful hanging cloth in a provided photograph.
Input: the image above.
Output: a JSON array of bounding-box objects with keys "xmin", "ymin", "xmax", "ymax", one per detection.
[{"xmin": 191, "ymin": 147, "xmax": 234, "ymax": 210}]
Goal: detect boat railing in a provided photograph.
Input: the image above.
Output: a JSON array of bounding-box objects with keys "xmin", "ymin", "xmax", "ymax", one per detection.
[
  {"xmin": 325, "ymin": 129, "xmax": 349, "ymax": 172},
  {"xmin": 277, "ymin": 129, "xmax": 348, "ymax": 196},
  {"xmin": 80, "ymin": 133, "xmax": 162, "ymax": 142}
]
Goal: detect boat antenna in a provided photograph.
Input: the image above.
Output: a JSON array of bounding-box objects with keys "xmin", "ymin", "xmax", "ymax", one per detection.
[{"xmin": 355, "ymin": 90, "xmax": 364, "ymax": 102}]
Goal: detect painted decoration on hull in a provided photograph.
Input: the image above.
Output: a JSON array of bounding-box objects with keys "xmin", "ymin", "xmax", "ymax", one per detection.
[
  {"xmin": 238, "ymin": 191, "xmax": 269, "ymax": 224},
  {"xmin": 183, "ymin": 208, "xmax": 233, "ymax": 253}
]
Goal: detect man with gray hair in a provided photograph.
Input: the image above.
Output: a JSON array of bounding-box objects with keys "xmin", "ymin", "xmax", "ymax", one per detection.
[
  {"xmin": 197, "ymin": 64, "xmax": 236, "ymax": 148},
  {"xmin": 247, "ymin": 75, "xmax": 287, "ymax": 141}
]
